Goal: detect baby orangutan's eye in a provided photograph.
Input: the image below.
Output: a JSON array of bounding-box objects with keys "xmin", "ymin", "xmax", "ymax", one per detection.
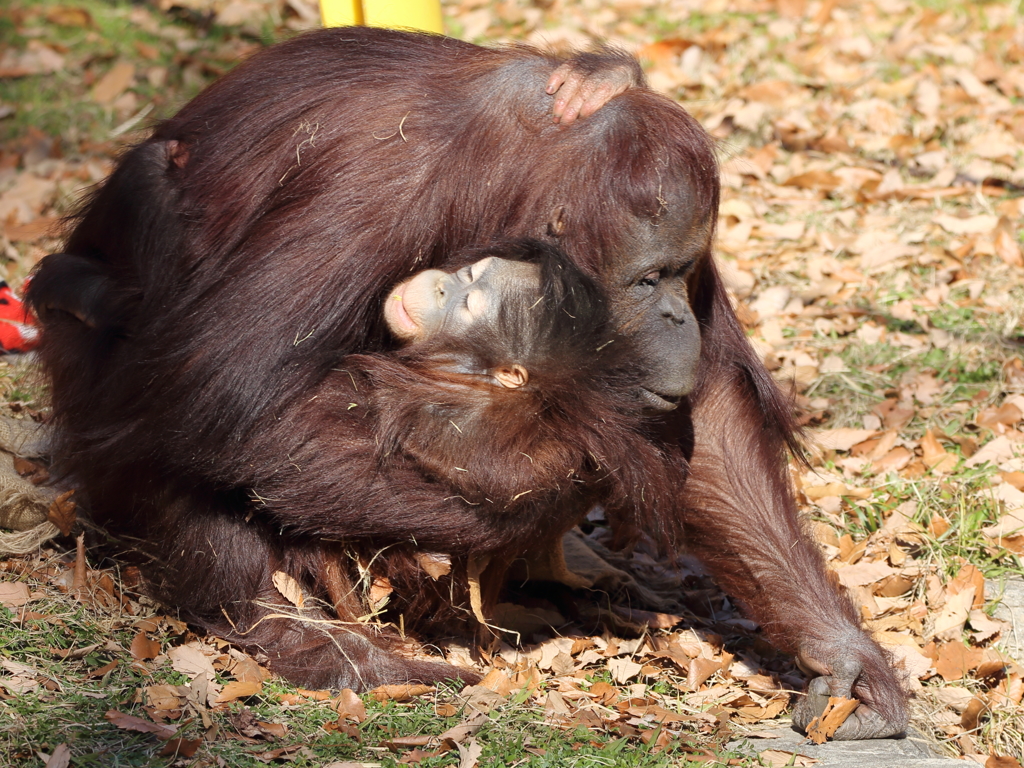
[{"xmin": 466, "ymin": 290, "xmax": 487, "ymax": 319}]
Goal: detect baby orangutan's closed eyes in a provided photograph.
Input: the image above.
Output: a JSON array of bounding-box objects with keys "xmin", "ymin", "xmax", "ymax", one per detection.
[{"xmin": 384, "ymin": 253, "xmax": 546, "ymax": 390}]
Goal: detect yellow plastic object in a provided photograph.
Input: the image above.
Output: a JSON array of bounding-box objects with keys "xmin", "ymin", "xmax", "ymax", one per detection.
[
  {"xmin": 319, "ymin": 0, "xmax": 444, "ymax": 34},
  {"xmin": 319, "ymin": 0, "xmax": 361, "ymax": 27}
]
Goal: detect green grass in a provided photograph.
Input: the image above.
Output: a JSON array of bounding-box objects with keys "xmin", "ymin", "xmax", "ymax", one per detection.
[
  {"xmin": 0, "ymin": 588, "xmax": 755, "ymax": 767},
  {"xmin": 0, "ymin": 549, "xmax": 756, "ymax": 767}
]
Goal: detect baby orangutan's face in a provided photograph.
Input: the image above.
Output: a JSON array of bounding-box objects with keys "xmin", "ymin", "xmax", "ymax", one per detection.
[
  {"xmin": 384, "ymin": 256, "xmax": 540, "ymax": 389},
  {"xmin": 384, "ymin": 257, "xmax": 539, "ymax": 343}
]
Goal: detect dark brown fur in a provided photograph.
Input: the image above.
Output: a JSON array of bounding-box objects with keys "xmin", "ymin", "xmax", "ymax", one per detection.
[{"xmin": 28, "ymin": 27, "xmax": 907, "ymax": 737}]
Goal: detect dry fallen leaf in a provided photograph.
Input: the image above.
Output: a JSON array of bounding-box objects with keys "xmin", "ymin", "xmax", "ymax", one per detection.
[
  {"xmin": 334, "ymin": 688, "xmax": 367, "ymax": 722},
  {"xmin": 370, "ymin": 684, "xmax": 433, "ymax": 702},
  {"xmin": 687, "ymin": 657, "xmax": 722, "ymax": 690},
  {"xmin": 382, "ymin": 734, "xmax": 432, "ymax": 749},
  {"xmin": 607, "ymin": 656, "xmax": 643, "ymax": 684},
  {"xmin": 638, "ymin": 38, "xmax": 695, "ymax": 67},
  {"xmin": 977, "ymin": 403, "xmax": 1023, "ymax": 431},
  {"xmin": 784, "ymin": 170, "xmax": 840, "ymax": 191},
  {"xmin": 295, "ymin": 688, "xmax": 331, "ymax": 701},
  {"xmin": 921, "ymin": 429, "xmax": 957, "ymax": 474},
  {"xmin": 47, "ymin": 490, "xmax": 77, "ymax": 538},
  {"xmin": 759, "ymin": 749, "xmax": 818, "ymax": 766},
  {"xmin": 5, "ymin": 216, "xmax": 60, "ymax": 243},
  {"xmin": 0, "ymin": 582, "xmax": 30, "ymax": 607},
  {"xmin": 439, "ymin": 710, "xmax": 489, "ymax": 745},
  {"xmin": 167, "ymin": 643, "xmax": 216, "ymax": 680},
  {"xmin": 45, "ymin": 7, "xmax": 94, "ymax": 27},
  {"xmin": 588, "ymin": 681, "xmax": 619, "ymax": 705},
  {"xmin": 1, "ymin": 659, "xmax": 41, "ymax": 693},
  {"xmin": 159, "ymin": 738, "xmax": 202, "ymax": 758},
  {"xmin": 872, "ymin": 446, "xmax": 913, "ymax": 474},
  {"xmin": 960, "ymin": 696, "xmax": 987, "ymax": 730},
  {"xmin": 228, "ymin": 708, "xmax": 287, "ymax": 740},
  {"xmin": 610, "ymin": 605, "xmax": 682, "ymax": 629},
  {"xmin": 71, "ymin": 533, "xmax": 88, "ymax": 600},
  {"xmin": 129, "ymin": 631, "xmax": 160, "ymax": 661},
  {"xmin": 369, "ymin": 574, "xmax": 393, "ymax": 610},
  {"xmin": 51, "ymin": 643, "xmax": 101, "ymax": 661},
  {"xmin": 0, "ymin": 42, "xmax": 65, "ymax": 78},
  {"xmin": 455, "ymin": 685, "xmax": 504, "ymax": 715},
  {"xmin": 836, "ymin": 560, "xmax": 894, "ymax": 588},
  {"xmin": 215, "ymin": 680, "xmax": 263, "ymax": 703},
  {"xmin": 932, "ymin": 588, "xmax": 976, "ymax": 642},
  {"xmin": 934, "ymin": 213, "xmax": 999, "ymax": 235},
  {"xmin": 229, "ymin": 653, "xmax": 271, "ymax": 684},
  {"xmin": 414, "ymin": 551, "xmax": 452, "ymax": 580},
  {"xmin": 813, "ymin": 428, "xmax": 878, "ymax": 451},
  {"xmin": 929, "ymin": 514, "xmax": 951, "ymax": 538},
  {"xmin": 806, "ymin": 696, "xmax": 860, "ymax": 744},
  {"xmin": 935, "ymin": 642, "xmax": 983, "ymax": 682},
  {"xmin": 86, "ymin": 663, "xmax": 117, "ymax": 679},
  {"xmin": 43, "ymin": 744, "xmax": 71, "ymax": 768},
  {"xmin": 105, "ymin": 710, "xmax": 177, "ymax": 739},
  {"xmin": 91, "ymin": 61, "xmax": 136, "ymax": 105},
  {"xmin": 145, "ymin": 684, "xmax": 186, "ymax": 712},
  {"xmin": 987, "ymin": 756, "xmax": 1024, "ymax": 768},
  {"xmin": 477, "ymin": 668, "xmax": 514, "ymax": 696},
  {"xmin": 968, "ymin": 609, "xmax": 1004, "ymax": 644},
  {"xmin": 544, "ymin": 689, "xmax": 572, "ymax": 716},
  {"xmin": 271, "ymin": 570, "xmax": 305, "ymax": 608},
  {"xmin": 804, "ymin": 482, "xmax": 850, "ymax": 500},
  {"xmin": 949, "ymin": 563, "xmax": 986, "ymax": 609},
  {"xmin": 322, "ymin": 718, "xmax": 361, "ymax": 740},
  {"xmin": 775, "ymin": 0, "xmax": 806, "ymax": 18},
  {"xmin": 454, "ymin": 736, "xmax": 483, "ymax": 768},
  {"xmin": 995, "ymin": 219, "xmax": 1023, "ymax": 267}
]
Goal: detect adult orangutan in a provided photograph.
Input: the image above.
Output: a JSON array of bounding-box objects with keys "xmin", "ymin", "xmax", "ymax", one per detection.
[{"xmin": 28, "ymin": 27, "xmax": 907, "ymax": 739}]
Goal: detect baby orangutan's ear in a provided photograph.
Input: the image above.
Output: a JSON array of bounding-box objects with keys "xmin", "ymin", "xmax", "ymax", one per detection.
[{"xmin": 494, "ymin": 364, "xmax": 529, "ymax": 389}]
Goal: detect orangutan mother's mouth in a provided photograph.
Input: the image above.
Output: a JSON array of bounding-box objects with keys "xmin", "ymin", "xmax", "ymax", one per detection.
[{"xmin": 638, "ymin": 388, "xmax": 679, "ymax": 412}]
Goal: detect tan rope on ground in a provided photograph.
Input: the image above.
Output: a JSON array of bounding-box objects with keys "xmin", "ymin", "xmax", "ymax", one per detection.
[
  {"xmin": 0, "ymin": 521, "xmax": 60, "ymax": 555},
  {"xmin": 0, "ymin": 417, "xmax": 59, "ymax": 555},
  {"xmin": 0, "ymin": 415, "xmax": 49, "ymax": 458}
]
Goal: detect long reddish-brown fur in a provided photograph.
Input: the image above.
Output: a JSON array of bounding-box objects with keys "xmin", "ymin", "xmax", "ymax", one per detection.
[{"xmin": 28, "ymin": 27, "xmax": 907, "ymax": 736}]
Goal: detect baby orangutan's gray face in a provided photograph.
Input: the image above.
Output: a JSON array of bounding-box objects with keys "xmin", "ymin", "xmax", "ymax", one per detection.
[
  {"xmin": 384, "ymin": 256, "xmax": 540, "ymax": 342},
  {"xmin": 383, "ymin": 256, "xmax": 541, "ymax": 389}
]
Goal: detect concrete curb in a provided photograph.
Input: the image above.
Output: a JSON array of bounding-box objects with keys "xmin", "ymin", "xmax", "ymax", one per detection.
[{"xmin": 727, "ymin": 725, "xmax": 966, "ymax": 766}]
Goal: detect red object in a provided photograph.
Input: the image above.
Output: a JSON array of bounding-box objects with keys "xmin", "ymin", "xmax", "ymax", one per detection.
[{"xmin": 0, "ymin": 280, "xmax": 39, "ymax": 353}]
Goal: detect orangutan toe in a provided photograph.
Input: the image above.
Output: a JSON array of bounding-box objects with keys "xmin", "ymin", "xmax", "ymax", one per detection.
[
  {"xmin": 792, "ymin": 675, "xmax": 907, "ymax": 740},
  {"xmin": 830, "ymin": 703, "xmax": 906, "ymax": 740},
  {"xmin": 792, "ymin": 675, "xmax": 832, "ymax": 732}
]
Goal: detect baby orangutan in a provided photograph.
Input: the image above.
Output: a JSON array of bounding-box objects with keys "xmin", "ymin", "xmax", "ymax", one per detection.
[
  {"xmin": 383, "ymin": 248, "xmax": 546, "ymax": 390},
  {"xmin": 359, "ymin": 239, "xmax": 681, "ymax": 524}
]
